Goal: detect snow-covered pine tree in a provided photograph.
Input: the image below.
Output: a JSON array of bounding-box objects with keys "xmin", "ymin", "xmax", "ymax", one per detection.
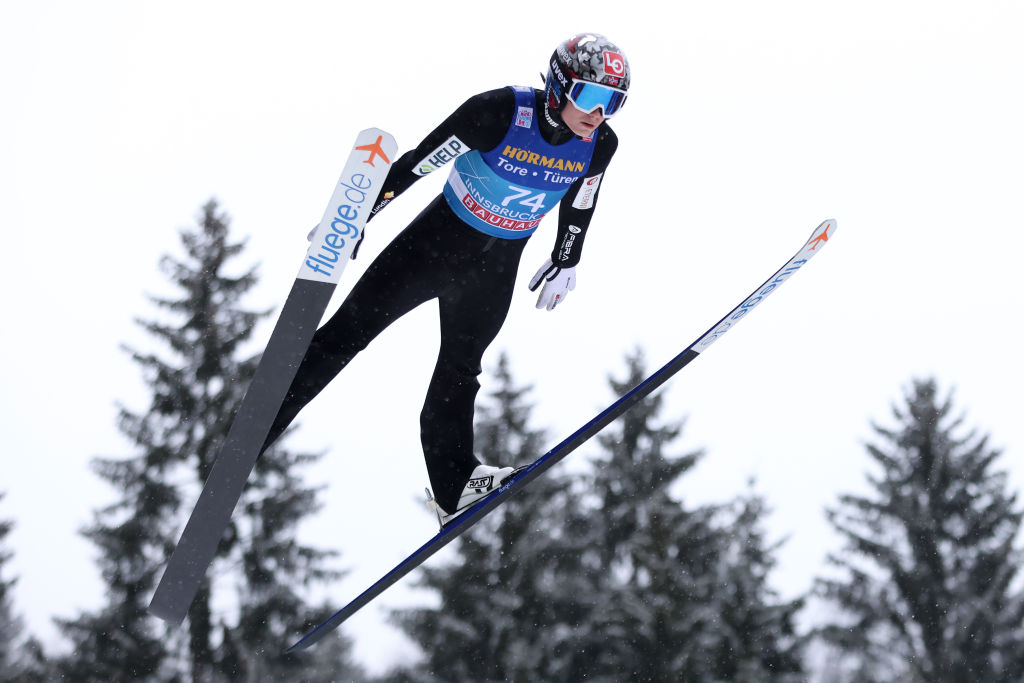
[
  {"xmin": 816, "ymin": 378, "xmax": 1024, "ymax": 682},
  {"xmin": 56, "ymin": 200, "xmax": 361, "ymax": 680},
  {"xmin": 0, "ymin": 495, "xmax": 22, "ymax": 675},
  {"xmin": 228, "ymin": 413, "xmax": 347, "ymax": 678},
  {"xmin": 390, "ymin": 352, "xmax": 600, "ymax": 682},
  {"xmin": 709, "ymin": 488, "xmax": 805, "ymax": 681},
  {"xmin": 578, "ymin": 349, "xmax": 807, "ymax": 681},
  {"xmin": 0, "ymin": 493, "xmax": 50, "ymax": 681},
  {"xmin": 574, "ymin": 348, "xmax": 724, "ymax": 680}
]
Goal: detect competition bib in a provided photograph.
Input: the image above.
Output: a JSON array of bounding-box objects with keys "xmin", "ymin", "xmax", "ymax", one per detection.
[{"xmin": 443, "ymin": 86, "xmax": 595, "ymax": 239}]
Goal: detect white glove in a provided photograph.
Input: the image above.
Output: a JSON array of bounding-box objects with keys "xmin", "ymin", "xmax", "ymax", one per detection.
[{"xmin": 529, "ymin": 259, "xmax": 576, "ymax": 311}]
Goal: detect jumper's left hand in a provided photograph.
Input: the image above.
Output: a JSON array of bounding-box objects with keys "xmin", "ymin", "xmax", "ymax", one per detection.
[{"xmin": 529, "ymin": 259, "xmax": 576, "ymax": 311}]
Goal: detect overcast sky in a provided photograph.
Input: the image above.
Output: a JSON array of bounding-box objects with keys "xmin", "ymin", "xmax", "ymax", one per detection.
[{"xmin": 3, "ymin": 0, "xmax": 1022, "ymax": 672}]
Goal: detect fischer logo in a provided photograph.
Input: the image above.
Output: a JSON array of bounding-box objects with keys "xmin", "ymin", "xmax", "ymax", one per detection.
[
  {"xmin": 572, "ymin": 173, "xmax": 602, "ymax": 210},
  {"xmin": 414, "ymin": 135, "xmax": 468, "ymax": 176}
]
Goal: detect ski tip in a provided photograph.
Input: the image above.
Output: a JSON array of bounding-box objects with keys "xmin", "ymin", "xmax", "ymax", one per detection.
[
  {"xmin": 824, "ymin": 218, "xmax": 837, "ymax": 239},
  {"xmin": 802, "ymin": 218, "xmax": 837, "ymax": 253},
  {"xmin": 356, "ymin": 127, "xmax": 397, "ymax": 148}
]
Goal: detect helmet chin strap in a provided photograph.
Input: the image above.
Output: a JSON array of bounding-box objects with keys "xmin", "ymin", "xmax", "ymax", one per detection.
[
  {"xmin": 543, "ymin": 97, "xmax": 562, "ymax": 129},
  {"xmin": 540, "ymin": 71, "xmax": 566, "ymax": 129}
]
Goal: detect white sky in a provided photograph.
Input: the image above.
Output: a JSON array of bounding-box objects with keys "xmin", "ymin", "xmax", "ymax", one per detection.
[{"xmin": 2, "ymin": 0, "xmax": 1022, "ymax": 673}]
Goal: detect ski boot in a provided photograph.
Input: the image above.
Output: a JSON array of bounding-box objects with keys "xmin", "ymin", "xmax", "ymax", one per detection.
[{"xmin": 426, "ymin": 464, "xmax": 516, "ymax": 528}]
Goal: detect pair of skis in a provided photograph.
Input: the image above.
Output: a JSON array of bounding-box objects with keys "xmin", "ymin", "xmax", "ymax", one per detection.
[{"xmin": 147, "ymin": 126, "xmax": 837, "ymax": 653}]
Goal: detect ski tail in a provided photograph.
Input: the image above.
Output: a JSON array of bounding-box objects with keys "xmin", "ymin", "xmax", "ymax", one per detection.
[
  {"xmin": 148, "ymin": 129, "xmax": 397, "ymax": 626},
  {"xmin": 283, "ymin": 218, "xmax": 836, "ymax": 653}
]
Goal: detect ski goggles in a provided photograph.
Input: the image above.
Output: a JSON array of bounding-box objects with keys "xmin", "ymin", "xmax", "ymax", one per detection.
[{"xmin": 566, "ymin": 79, "xmax": 628, "ymax": 117}]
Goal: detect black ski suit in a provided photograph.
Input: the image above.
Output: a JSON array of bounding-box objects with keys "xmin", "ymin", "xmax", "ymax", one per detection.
[{"xmin": 262, "ymin": 86, "xmax": 618, "ymax": 512}]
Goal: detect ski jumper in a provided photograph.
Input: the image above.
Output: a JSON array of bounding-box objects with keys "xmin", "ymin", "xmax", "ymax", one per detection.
[{"xmin": 262, "ymin": 87, "xmax": 619, "ymax": 513}]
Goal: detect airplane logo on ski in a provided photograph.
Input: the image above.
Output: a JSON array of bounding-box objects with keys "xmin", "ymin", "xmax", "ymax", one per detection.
[
  {"xmin": 807, "ymin": 222, "xmax": 832, "ymax": 250},
  {"xmin": 356, "ymin": 135, "xmax": 391, "ymax": 167}
]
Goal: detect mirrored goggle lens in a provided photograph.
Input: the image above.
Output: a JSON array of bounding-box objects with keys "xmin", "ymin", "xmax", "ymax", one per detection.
[{"xmin": 568, "ymin": 81, "xmax": 627, "ymax": 116}]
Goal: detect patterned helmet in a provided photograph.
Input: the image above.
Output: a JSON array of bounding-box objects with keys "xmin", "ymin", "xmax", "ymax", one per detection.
[{"xmin": 545, "ymin": 33, "xmax": 630, "ymax": 120}]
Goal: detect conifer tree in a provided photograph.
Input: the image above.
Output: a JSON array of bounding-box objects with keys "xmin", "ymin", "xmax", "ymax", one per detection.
[
  {"xmin": 390, "ymin": 352, "xmax": 600, "ymax": 681},
  {"xmin": 708, "ymin": 489, "xmax": 805, "ymax": 681},
  {"xmin": 578, "ymin": 349, "xmax": 806, "ymax": 681},
  {"xmin": 0, "ymin": 495, "xmax": 23, "ymax": 675},
  {"xmin": 57, "ymin": 200, "xmax": 361, "ymax": 680},
  {"xmin": 817, "ymin": 378, "xmax": 1024, "ymax": 682},
  {"xmin": 1, "ymin": 494, "xmax": 50, "ymax": 681},
  {"xmin": 392, "ymin": 350, "xmax": 808, "ymax": 681},
  {"xmin": 575, "ymin": 349, "xmax": 724, "ymax": 680}
]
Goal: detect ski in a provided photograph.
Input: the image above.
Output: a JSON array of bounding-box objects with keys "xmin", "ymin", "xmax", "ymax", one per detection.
[
  {"xmin": 148, "ymin": 128, "xmax": 398, "ymax": 625},
  {"xmin": 285, "ymin": 218, "xmax": 837, "ymax": 653}
]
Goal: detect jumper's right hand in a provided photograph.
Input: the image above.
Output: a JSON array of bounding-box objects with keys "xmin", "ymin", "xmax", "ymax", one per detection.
[
  {"xmin": 350, "ymin": 229, "xmax": 366, "ymax": 260},
  {"xmin": 307, "ymin": 224, "xmax": 366, "ymax": 260}
]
